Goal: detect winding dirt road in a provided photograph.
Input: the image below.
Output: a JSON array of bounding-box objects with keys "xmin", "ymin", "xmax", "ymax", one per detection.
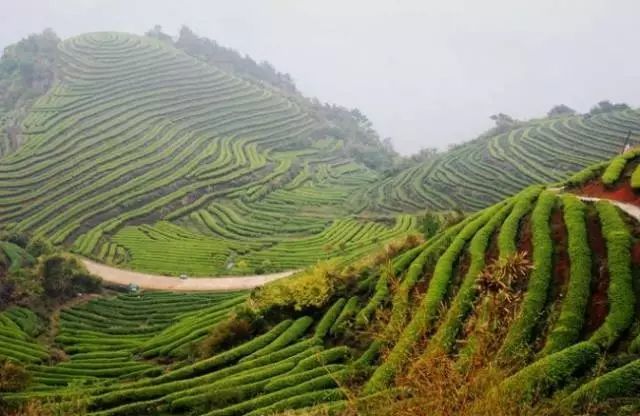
[
  {"xmin": 82, "ymin": 193, "xmax": 640, "ymax": 293},
  {"xmin": 82, "ymin": 259, "xmax": 296, "ymax": 292}
]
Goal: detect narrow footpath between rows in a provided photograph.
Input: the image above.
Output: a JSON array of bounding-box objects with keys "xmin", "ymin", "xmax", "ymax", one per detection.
[
  {"xmin": 550, "ymin": 186, "xmax": 640, "ymax": 221},
  {"xmin": 82, "ymin": 259, "xmax": 296, "ymax": 292},
  {"xmin": 576, "ymin": 196, "xmax": 640, "ymax": 221}
]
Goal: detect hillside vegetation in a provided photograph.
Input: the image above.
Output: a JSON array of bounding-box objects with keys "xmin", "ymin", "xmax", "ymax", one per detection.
[
  {"xmin": 0, "ymin": 29, "xmax": 59, "ymax": 156},
  {"xmin": 4, "ymin": 152, "xmax": 640, "ymax": 415},
  {"xmin": 0, "ymin": 31, "xmax": 412, "ymax": 276},
  {"xmin": 368, "ymin": 108, "xmax": 640, "ymax": 213},
  {"xmin": 1, "ymin": 29, "xmax": 639, "ymax": 278}
]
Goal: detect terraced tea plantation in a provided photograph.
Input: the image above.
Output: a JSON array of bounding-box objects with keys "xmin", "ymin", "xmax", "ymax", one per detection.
[
  {"xmin": 367, "ymin": 108, "xmax": 640, "ymax": 213},
  {"xmin": 0, "ymin": 32, "xmax": 417, "ymax": 276},
  {"xmin": 4, "ymin": 30, "xmax": 640, "ymax": 278},
  {"xmin": 4, "ymin": 152, "xmax": 640, "ymax": 415},
  {"xmin": 1, "ymin": 291, "xmax": 247, "ymax": 406}
]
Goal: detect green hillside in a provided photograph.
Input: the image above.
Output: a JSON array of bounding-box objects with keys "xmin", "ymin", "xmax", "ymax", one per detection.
[
  {"xmin": 366, "ymin": 108, "xmax": 640, "ymax": 213},
  {"xmin": 4, "ymin": 153, "xmax": 640, "ymax": 415},
  {"xmin": 0, "ymin": 31, "xmax": 413, "ymax": 276},
  {"xmin": 2, "ymin": 30, "xmax": 639, "ymax": 278}
]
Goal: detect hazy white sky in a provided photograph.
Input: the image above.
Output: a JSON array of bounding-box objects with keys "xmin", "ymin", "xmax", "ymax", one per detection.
[{"xmin": 2, "ymin": 0, "xmax": 639, "ymax": 154}]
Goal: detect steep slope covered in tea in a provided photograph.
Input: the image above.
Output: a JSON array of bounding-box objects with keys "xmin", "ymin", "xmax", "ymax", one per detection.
[
  {"xmin": 367, "ymin": 108, "xmax": 640, "ymax": 213},
  {"xmin": 5, "ymin": 154, "xmax": 640, "ymax": 415},
  {"xmin": 0, "ymin": 32, "xmax": 413, "ymax": 276}
]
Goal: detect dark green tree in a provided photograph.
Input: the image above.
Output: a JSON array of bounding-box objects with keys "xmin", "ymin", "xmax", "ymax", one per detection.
[{"xmin": 547, "ymin": 104, "xmax": 576, "ymax": 117}]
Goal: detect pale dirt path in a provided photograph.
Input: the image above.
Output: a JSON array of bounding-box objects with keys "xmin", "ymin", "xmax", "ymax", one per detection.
[
  {"xmin": 82, "ymin": 194, "xmax": 640, "ymax": 292},
  {"xmin": 549, "ymin": 187, "xmax": 640, "ymax": 221},
  {"xmin": 82, "ymin": 259, "xmax": 296, "ymax": 291},
  {"xmin": 576, "ymin": 196, "xmax": 640, "ymax": 221}
]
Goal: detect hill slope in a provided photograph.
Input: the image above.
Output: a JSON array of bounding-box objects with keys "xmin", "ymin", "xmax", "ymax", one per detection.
[
  {"xmin": 1, "ymin": 29, "xmax": 639, "ymax": 280},
  {"xmin": 0, "ymin": 32, "xmax": 413, "ymax": 276},
  {"xmin": 366, "ymin": 108, "xmax": 640, "ymax": 213},
  {"xmin": 4, "ymin": 154, "xmax": 640, "ymax": 415}
]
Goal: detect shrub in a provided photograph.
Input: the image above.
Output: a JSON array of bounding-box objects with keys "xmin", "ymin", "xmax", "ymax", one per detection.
[
  {"xmin": 419, "ymin": 211, "xmax": 441, "ymax": 238},
  {"xmin": 251, "ymin": 262, "xmax": 344, "ymax": 312},
  {"xmin": 199, "ymin": 317, "xmax": 255, "ymax": 357},
  {"xmin": 39, "ymin": 254, "xmax": 102, "ymax": 299},
  {"xmin": 355, "ymin": 340, "xmax": 383, "ymax": 366},
  {"xmin": 361, "ymin": 351, "xmax": 548, "ymax": 416},
  {"xmin": 25, "ymin": 237, "xmax": 54, "ymax": 259},
  {"xmin": 0, "ymin": 358, "xmax": 30, "ymax": 392},
  {"xmin": 360, "ymin": 234, "xmax": 424, "ymax": 269},
  {"xmin": 5, "ymin": 232, "xmax": 30, "ymax": 249},
  {"xmin": 235, "ymin": 260, "xmax": 250, "ymax": 274},
  {"xmin": 71, "ymin": 272, "xmax": 102, "ymax": 294},
  {"xmin": 254, "ymin": 259, "xmax": 273, "ymax": 275}
]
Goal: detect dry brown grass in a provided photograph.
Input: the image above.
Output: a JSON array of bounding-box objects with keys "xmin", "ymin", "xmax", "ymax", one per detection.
[
  {"xmin": 0, "ymin": 396, "xmax": 87, "ymax": 416},
  {"xmin": 335, "ymin": 252, "xmax": 561, "ymax": 416}
]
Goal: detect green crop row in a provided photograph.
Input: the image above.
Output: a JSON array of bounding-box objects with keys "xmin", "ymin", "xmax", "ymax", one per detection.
[
  {"xmin": 540, "ymin": 195, "xmax": 591, "ymax": 355},
  {"xmin": 428, "ymin": 201, "xmax": 514, "ymax": 354},
  {"xmin": 498, "ymin": 191, "xmax": 556, "ymax": 362},
  {"xmin": 364, "ymin": 203, "xmax": 504, "ymax": 393},
  {"xmin": 590, "ymin": 201, "xmax": 634, "ymax": 349}
]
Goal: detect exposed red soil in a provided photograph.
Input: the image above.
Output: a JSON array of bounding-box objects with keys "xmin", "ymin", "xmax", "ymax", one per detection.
[
  {"xmin": 413, "ymin": 272, "xmax": 432, "ymax": 298},
  {"xmin": 583, "ymin": 209, "xmax": 609, "ymax": 335},
  {"xmin": 576, "ymin": 179, "xmax": 640, "ymax": 206},
  {"xmin": 550, "ymin": 208, "xmax": 571, "ymax": 289},
  {"xmin": 507, "ymin": 215, "xmax": 534, "ymax": 300},
  {"xmin": 632, "ymin": 241, "xmax": 640, "ymax": 266},
  {"xmin": 533, "ymin": 207, "xmax": 570, "ymax": 352},
  {"xmin": 517, "ymin": 214, "xmax": 533, "ymax": 260},
  {"xmin": 452, "ymin": 232, "xmax": 500, "ymax": 354},
  {"xmin": 484, "ymin": 232, "xmax": 499, "ymax": 265},
  {"xmin": 446, "ymin": 250, "xmax": 471, "ymax": 304}
]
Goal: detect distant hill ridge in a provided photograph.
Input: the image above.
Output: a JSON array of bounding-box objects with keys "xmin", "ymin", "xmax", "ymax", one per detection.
[{"xmin": 366, "ymin": 108, "xmax": 640, "ymax": 213}]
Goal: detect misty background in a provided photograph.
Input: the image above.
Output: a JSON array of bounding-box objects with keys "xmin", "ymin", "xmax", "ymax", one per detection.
[{"xmin": 2, "ymin": 0, "xmax": 639, "ymax": 155}]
